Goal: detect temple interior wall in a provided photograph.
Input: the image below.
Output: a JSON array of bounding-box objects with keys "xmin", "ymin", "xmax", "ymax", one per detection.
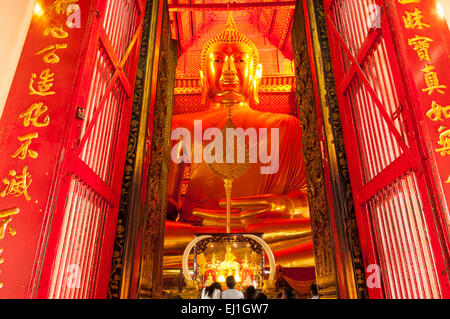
[{"xmin": 0, "ymin": 0, "xmax": 37, "ymax": 118}]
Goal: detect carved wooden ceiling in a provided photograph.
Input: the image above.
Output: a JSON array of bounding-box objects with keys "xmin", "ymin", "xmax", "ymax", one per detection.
[{"xmin": 168, "ymin": 0, "xmax": 299, "ymax": 116}]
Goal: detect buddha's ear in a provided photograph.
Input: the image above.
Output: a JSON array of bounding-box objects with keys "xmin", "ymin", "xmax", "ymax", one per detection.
[
  {"xmin": 200, "ymin": 70, "xmax": 208, "ymax": 105},
  {"xmin": 251, "ymin": 64, "xmax": 263, "ymax": 105}
]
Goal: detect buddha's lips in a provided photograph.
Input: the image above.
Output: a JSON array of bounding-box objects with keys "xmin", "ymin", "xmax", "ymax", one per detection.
[
  {"xmin": 218, "ymin": 84, "xmax": 241, "ymax": 93},
  {"xmin": 219, "ymin": 77, "xmax": 240, "ymax": 86},
  {"xmin": 216, "ymin": 90, "xmax": 243, "ymax": 97}
]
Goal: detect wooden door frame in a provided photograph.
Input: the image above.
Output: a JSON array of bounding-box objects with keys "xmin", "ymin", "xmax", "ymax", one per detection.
[{"xmin": 292, "ymin": 0, "xmax": 369, "ymax": 299}]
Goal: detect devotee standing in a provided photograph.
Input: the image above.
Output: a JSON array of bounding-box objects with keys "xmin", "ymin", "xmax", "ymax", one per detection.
[
  {"xmin": 221, "ymin": 276, "xmax": 244, "ymax": 299},
  {"xmin": 281, "ymin": 287, "xmax": 297, "ymax": 299},
  {"xmin": 244, "ymin": 286, "xmax": 256, "ymax": 299},
  {"xmin": 201, "ymin": 282, "xmax": 222, "ymax": 299},
  {"xmin": 309, "ymin": 283, "xmax": 319, "ymax": 299}
]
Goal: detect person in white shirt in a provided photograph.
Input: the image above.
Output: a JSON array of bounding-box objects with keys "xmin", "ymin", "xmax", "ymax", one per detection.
[
  {"xmin": 221, "ymin": 276, "xmax": 244, "ymax": 299},
  {"xmin": 201, "ymin": 282, "xmax": 222, "ymax": 299}
]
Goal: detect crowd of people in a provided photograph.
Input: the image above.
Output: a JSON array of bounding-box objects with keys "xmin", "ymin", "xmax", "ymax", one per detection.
[
  {"xmin": 198, "ymin": 275, "xmax": 319, "ymax": 300},
  {"xmin": 166, "ymin": 275, "xmax": 319, "ymax": 299},
  {"xmin": 200, "ymin": 276, "xmax": 267, "ymax": 299}
]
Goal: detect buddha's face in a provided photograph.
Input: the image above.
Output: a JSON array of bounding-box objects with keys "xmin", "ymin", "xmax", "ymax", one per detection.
[{"xmin": 204, "ymin": 42, "xmax": 256, "ymax": 104}]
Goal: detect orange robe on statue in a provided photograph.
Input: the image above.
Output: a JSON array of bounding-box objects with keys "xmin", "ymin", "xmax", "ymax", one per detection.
[
  {"xmin": 169, "ymin": 104, "xmax": 308, "ymax": 222},
  {"xmin": 164, "ymin": 104, "xmax": 315, "ymax": 268}
]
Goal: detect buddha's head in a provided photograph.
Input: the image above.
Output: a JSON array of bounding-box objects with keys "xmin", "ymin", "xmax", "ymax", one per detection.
[{"xmin": 200, "ymin": 13, "xmax": 262, "ymax": 105}]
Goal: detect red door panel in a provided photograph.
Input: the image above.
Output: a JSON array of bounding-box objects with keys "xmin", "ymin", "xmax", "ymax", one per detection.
[
  {"xmin": 324, "ymin": 0, "xmax": 449, "ymax": 298},
  {"xmin": 37, "ymin": 0, "xmax": 145, "ymax": 299}
]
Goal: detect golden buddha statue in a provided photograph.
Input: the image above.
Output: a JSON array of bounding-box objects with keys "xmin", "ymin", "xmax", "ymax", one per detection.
[{"xmin": 164, "ymin": 14, "xmax": 314, "ymax": 269}]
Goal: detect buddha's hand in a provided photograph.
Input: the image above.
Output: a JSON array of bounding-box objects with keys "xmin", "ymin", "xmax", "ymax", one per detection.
[{"xmin": 192, "ymin": 193, "xmax": 309, "ymax": 222}]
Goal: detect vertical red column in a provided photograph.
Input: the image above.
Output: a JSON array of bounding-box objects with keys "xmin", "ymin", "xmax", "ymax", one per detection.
[{"xmin": 0, "ymin": 0, "xmax": 92, "ymax": 298}]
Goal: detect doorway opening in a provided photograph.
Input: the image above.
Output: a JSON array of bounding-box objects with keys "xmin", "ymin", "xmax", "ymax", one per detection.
[
  {"xmin": 109, "ymin": 1, "xmax": 364, "ymax": 298},
  {"xmin": 162, "ymin": 6, "xmax": 318, "ymax": 299},
  {"xmin": 109, "ymin": 0, "xmax": 450, "ymax": 300}
]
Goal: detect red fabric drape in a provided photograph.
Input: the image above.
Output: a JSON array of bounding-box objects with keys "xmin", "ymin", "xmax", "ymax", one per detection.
[{"xmin": 276, "ymin": 265, "xmax": 316, "ymax": 296}]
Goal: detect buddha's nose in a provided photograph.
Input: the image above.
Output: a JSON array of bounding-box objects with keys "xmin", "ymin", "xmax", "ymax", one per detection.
[{"xmin": 222, "ymin": 56, "xmax": 237, "ymax": 76}]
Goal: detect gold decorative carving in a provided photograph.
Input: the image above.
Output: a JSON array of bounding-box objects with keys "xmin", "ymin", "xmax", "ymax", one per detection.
[
  {"xmin": 108, "ymin": 0, "xmax": 157, "ymax": 299},
  {"xmin": 310, "ymin": 0, "xmax": 367, "ymax": 298},
  {"xmin": 138, "ymin": 0, "xmax": 177, "ymax": 299}
]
